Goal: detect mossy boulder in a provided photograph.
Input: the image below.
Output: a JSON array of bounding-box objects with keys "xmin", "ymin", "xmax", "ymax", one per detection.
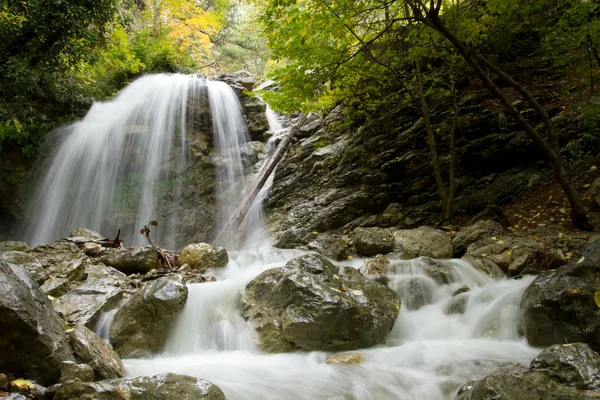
[
  {"xmin": 177, "ymin": 243, "xmax": 228, "ymax": 273},
  {"xmin": 352, "ymin": 227, "xmax": 394, "ymax": 256},
  {"xmin": 393, "ymin": 226, "xmax": 452, "ymax": 259},
  {"xmin": 241, "ymin": 254, "xmax": 400, "ymax": 353},
  {"xmin": 97, "ymin": 246, "xmax": 159, "ymax": 274}
]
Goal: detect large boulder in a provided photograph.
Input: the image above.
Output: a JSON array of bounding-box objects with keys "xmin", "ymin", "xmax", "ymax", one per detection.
[
  {"xmin": 352, "ymin": 227, "xmax": 394, "ymax": 256},
  {"xmin": 110, "ymin": 276, "xmax": 188, "ymax": 358},
  {"xmin": 30, "ymin": 240, "xmax": 85, "ymax": 276},
  {"xmin": 241, "ymin": 254, "xmax": 400, "ymax": 353},
  {"xmin": 519, "ymin": 241, "xmax": 600, "ymax": 352},
  {"xmin": 0, "ymin": 251, "xmax": 47, "ymax": 284},
  {"xmin": 97, "ymin": 246, "xmax": 159, "ymax": 274},
  {"xmin": 68, "ymin": 325, "xmax": 125, "ymax": 380},
  {"xmin": 0, "ymin": 260, "xmax": 75, "ymax": 385},
  {"xmin": 456, "ymin": 343, "xmax": 600, "ymax": 399},
  {"xmin": 307, "ymin": 234, "xmax": 350, "ymax": 261},
  {"xmin": 68, "ymin": 228, "xmax": 104, "ymax": 242},
  {"xmin": 177, "ymin": 243, "xmax": 228, "ymax": 273},
  {"xmin": 55, "ymin": 373, "xmax": 225, "ymax": 400},
  {"xmin": 394, "ymin": 226, "xmax": 453, "ymax": 259},
  {"xmin": 53, "ymin": 263, "xmax": 127, "ymax": 327},
  {"xmin": 452, "ymin": 220, "xmax": 506, "ymax": 258}
]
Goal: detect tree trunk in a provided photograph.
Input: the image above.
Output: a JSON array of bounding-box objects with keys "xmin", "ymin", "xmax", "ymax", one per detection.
[
  {"xmin": 425, "ymin": 15, "xmax": 591, "ymax": 230},
  {"xmin": 415, "ymin": 59, "xmax": 449, "ymax": 215},
  {"xmin": 445, "ymin": 73, "xmax": 458, "ymax": 220}
]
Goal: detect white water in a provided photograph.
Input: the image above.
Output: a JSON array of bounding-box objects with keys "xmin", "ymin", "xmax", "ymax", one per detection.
[
  {"xmin": 22, "ymin": 74, "xmax": 254, "ymax": 250},
  {"xmin": 123, "ymin": 249, "xmax": 541, "ymax": 399}
]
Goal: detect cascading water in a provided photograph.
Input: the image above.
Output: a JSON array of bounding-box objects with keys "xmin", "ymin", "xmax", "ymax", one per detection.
[
  {"xmin": 21, "ymin": 74, "xmax": 252, "ymax": 250},
  {"xmin": 124, "ymin": 251, "xmax": 541, "ymax": 399}
]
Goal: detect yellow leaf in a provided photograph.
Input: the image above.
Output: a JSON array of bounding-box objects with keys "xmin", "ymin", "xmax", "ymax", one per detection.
[
  {"xmin": 577, "ymin": 256, "xmax": 585, "ymax": 264},
  {"xmin": 595, "ymin": 292, "xmax": 600, "ymax": 308},
  {"xmin": 10, "ymin": 379, "xmax": 33, "ymax": 390},
  {"xmin": 394, "ymin": 303, "xmax": 401, "ymax": 310},
  {"xmin": 340, "ymin": 287, "xmax": 348, "ymax": 292},
  {"xmin": 506, "ymin": 251, "xmax": 513, "ymax": 256},
  {"xmin": 567, "ymin": 288, "xmax": 580, "ymax": 295},
  {"xmin": 347, "ymin": 256, "xmax": 352, "ymax": 261},
  {"xmin": 491, "ymin": 236, "xmax": 497, "ymax": 240},
  {"xmin": 497, "ymin": 240, "xmax": 504, "ymax": 245}
]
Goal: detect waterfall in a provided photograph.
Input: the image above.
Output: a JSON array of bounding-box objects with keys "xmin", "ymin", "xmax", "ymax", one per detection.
[{"xmin": 22, "ymin": 74, "xmax": 253, "ymax": 250}]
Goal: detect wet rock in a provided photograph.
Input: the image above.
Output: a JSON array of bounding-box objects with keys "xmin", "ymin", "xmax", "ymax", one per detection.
[
  {"xmin": 452, "ymin": 284, "xmax": 471, "ymax": 296},
  {"xmin": 97, "ymin": 246, "xmax": 159, "ymax": 274},
  {"xmin": 60, "ymin": 361, "xmax": 95, "ymax": 383},
  {"xmin": 446, "ymin": 294, "xmax": 468, "ymax": 315},
  {"xmin": 0, "ymin": 241, "xmax": 28, "ymax": 253},
  {"xmin": 547, "ymin": 249, "xmax": 567, "ymax": 269},
  {"xmin": 55, "ymin": 373, "xmax": 225, "ymax": 400},
  {"xmin": 353, "ymin": 227, "xmax": 394, "ymax": 256},
  {"xmin": 0, "ymin": 260, "xmax": 75, "ymax": 385},
  {"xmin": 394, "ymin": 226, "xmax": 453, "ymax": 259},
  {"xmin": 41, "ymin": 277, "xmax": 70, "ymax": 297},
  {"xmin": 53, "ymin": 263, "xmax": 127, "ymax": 327},
  {"xmin": 177, "ymin": 243, "xmax": 228, "ymax": 273},
  {"xmin": 452, "ymin": 220, "xmax": 506, "ymax": 258},
  {"xmin": 0, "ymin": 251, "xmax": 47, "ymax": 284},
  {"xmin": 2, "ymin": 393, "xmax": 30, "ymax": 400},
  {"xmin": 110, "ymin": 276, "xmax": 188, "ymax": 358},
  {"xmin": 69, "ymin": 325, "xmax": 125, "ymax": 379},
  {"xmin": 419, "ymin": 257, "xmax": 454, "ymax": 284},
  {"xmin": 360, "ymin": 254, "xmax": 389, "ymax": 276},
  {"xmin": 394, "ymin": 276, "xmax": 435, "ymax": 310},
  {"xmin": 467, "ymin": 205, "xmax": 509, "ymax": 227},
  {"xmin": 30, "ymin": 240, "xmax": 85, "ymax": 276},
  {"xmin": 325, "ymin": 353, "xmax": 365, "ymax": 365},
  {"xmin": 307, "ymin": 234, "xmax": 350, "ymax": 261},
  {"xmin": 519, "ymin": 241, "xmax": 600, "ymax": 352},
  {"xmin": 240, "ymin": 141, "xmax": 267, "ymax": 170},
  {"xmin": 456, "ymin": 343, "xmax": 600, "ymax": 399},
  {"xmin": 241, "ymin": 254, "xmax": 400, "ymax": 353},
  {"xmin": 68, "ymin": 228, "xmax": 104, "ymax": 242},
  {"xmin": 83, "ymin": 242, "xmax": 105, "ymax": 256},
  {"xmin": 462, "ymin": 256, "xmax": 505, "ymax": 278}
]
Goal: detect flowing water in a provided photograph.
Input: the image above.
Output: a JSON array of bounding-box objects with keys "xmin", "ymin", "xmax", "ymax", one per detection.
[{"xmin": 123, "ymin": 250, "xmax": 541, "ymax": 399}]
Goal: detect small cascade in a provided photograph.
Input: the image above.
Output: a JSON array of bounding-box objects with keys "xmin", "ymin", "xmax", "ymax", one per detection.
[{"xmin": 22, "ymin": 74, "xmax": 254, "ymax": 250}]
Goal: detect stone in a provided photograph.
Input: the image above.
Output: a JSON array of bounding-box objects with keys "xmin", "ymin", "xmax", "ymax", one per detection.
[
  {"xmin": 41, "ymin": 276, "xmax": 71, "ymax": 297},
  {"xmin": 446, "ymin": 294, "xmax": 468, "ymax": 315},
  {"xmin": 452, "ymin": 220, "xmax": 506, "ymax": 258},
  {"xmin": 68, "ymin": 228, "xmax": 104, "ymax": 242},
  {"xmin": 467, "ymin": 205, "xmax": 509, "ymax": 227},
  {"xmin": 463, "ymin": 256, "xmax": 505, "ymax": 278},
  {"xmin": 97, "ymin": 246, "xmax": 159, "ymax": 274},
  {"xmin": 394, "ymin": 226, "xmax": 453, "ymax": 259},
  {"xmin": 307, "ymin": 234, "xmax": 350, "ymax": 261},
  {"xmin": 83, "ymin": 242, "xmax": 105, "ymax": 256},
  {"xmin": 519, "ymin": 240, "xmax": 600, "ymax": 352},
  {"xmin": 60, "ymin": 361, "xmax": 95, "ymax": 383},
  {"xmin": 0, "ymin": 251, "xmax": 47, "ymax": 284},
  {"xmin": 69, "ymin": 325, "xmax": 125, "ymax": 380},
  {"xmin": 395, "ymin": 276, "xmax": 435, "ymax": 310},
  {"xmin": 0, "ymin": 241, "xmax": 28, "ymax": 253},
  {"xmin": 325, "ymin": 353, "xmax": 365, "ymax": 365},
  {"xmin": 53, "ymin": 263, "xmax": 127, "ymax": 327},
  {"xmin": 456, "ymin": 343, "xmax": 600, "ymax": 400},
  {"xmin": 590, "ymin": 177, "xmax": 600, "ymax": 208},
  {"xmin": 241, "ymin": 254, "xmax": 400, "ymax": 353},
  {"xmin": 418, "ymin": 256, "xmax": 454, "ymax": 284},
  {"xmin": 110, "ymin": 276, "xmax": 188, "ymax": 358},
  {"xmin": 352, "ymin": 227, "xmax": 394, "ymax": 256},
  {"xmin": 0, "ymin": 260, "xmax": 75, "ymax": 385},
  {"xmin": 177, "ymin": 243, "xmax": 228, "ymax": 273},
  {"xmin": 30, "ymin": 240, "xmax": 85, "ymax": 276},
  {"xmin": 360, "ymin": 254, "xmax": 389, "ymax": 276},
  {"xmin": 55, "ymin": 373, "xmax": 226, "ymax": 400}
]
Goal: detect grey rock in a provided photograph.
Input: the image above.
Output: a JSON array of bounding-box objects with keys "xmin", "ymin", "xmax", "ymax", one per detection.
[
  {"xmin": 0, "ymin": 260, "xmax": 75, "ymax": 385},
  {"xmin": 61, "ymin": 361, "xmax": 95, "ymax": 383},
  {"xmin": 590, "ymin": 177, "xmax": 600, "ymax": 208},
  {"xmin": 30, "ymin": 240, "xmax": 85, "ymax": 276},
  {"xmin": 0, "ymin": 241, "xmax": 28, "ymax": 253},
  {"xmin": 241, "ymin": 254, "xmax": 400, "ymax": 353},
  {"xmin": 97, "ymin": 246, "xmax": 159, "ymax": 274},
  {"xmin": 394, "ymin": 226, "xmax": 453, "ymax": 259},
  {"xmin": 452, "ymin": 220, "xmax": 506, "ymax": 258},
  {"xmin": 41, "ymin": 277, "xmax": 71, "ymax": 297},
  {"xmin": 307, "ymin": 234, "xmax": 350, "ymax": 261},
  {"xmin": 0, "ymin": 251, "xmax": 47, "ymax": 284},
  {"xmin": 519, "ymin": 240, "xmax": 600, "ymax": 352},
  {"xmin": 68, "ymin": 228, "xmax": 104, "ymax": 242},
  {"xmin": 360, "ymin": 254, "xmax": 389, "ymax": 276},
  {"xmin": 55, "ymin": 373, "xmax": 225, "ymax": 400},
  {"xmin": 446, "ymin": 294, "xmax": 468, "ymax": 315},
  {"xmin": 53, "ymin": 263, "xmax": 127, "ymax": 327},
  {"xmin": 419, "ymin": 256, "xmax": 454, "ymax": 284},
  {"xmin": 110, "ymin": 276, "xmax": 188, "ymax": 358},
  {"xmin": 177, "ymin": 243, "xmax": 228, "ymax": 273},
  {"xmin": 353, "ymin": 227, "xmax": 394, "ymax": 256},
  {"xmin": 394, "ymin": 276, "xmax": 435, "ymax": 310},
  {"xmin": 69, "ymin": 325, "xmax": 125, "ymax": 380},
  {"xmin": 531, "ymin": 343, "xmax": 600, "ymax": 390}
]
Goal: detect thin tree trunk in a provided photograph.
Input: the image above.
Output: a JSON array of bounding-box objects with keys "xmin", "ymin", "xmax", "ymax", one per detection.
[
  {"xmin": 426, "ymin": 16, "xmax": 591, "ymax": 230},
  {"xmin": 446, "ymin": 73, "xmax": 458, "ymax": 220},
  {"xmin": 415, "ymin": 59, "xmax": 449, "ymax": 214}
]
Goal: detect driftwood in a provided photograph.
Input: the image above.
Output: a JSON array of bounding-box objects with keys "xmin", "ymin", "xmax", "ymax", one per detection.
[
  {"xmin": 215, "ymin": 113, "xmax": 307, "ymax": 244},
  {"xmin": 96, "ymin": 229, "xmax": 123, "ymax": 248},
  {"xmin": 141, "ymin": 221, "xmax": 177, "ymax": 270}
]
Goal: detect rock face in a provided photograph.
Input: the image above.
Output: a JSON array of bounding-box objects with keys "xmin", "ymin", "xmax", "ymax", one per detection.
[
  {"xmin": 241, "ymin": 254, "xmax": 400, "ymax": 353},
  {"xmin": 452, "ymin": 220, "xmax": 506, "ymax": 258},
  {"xmin": 456, "ymin": 343, "xmax": 600, "ymax": 399},
  {"xmin": 0, "ymin": 260, "xmax": 75, "ymax": 385},
  {"xmin": 110, "ymin": 276, "xmax": 188, "ymax": 358},
  {"xmin": 519, "ymin": 241, "xmax": 600, "ymax": 352},
  {"xmin": 177, "ymin": 243, "xmax": 228, "ymax": 273},
  {"xmin": 69, "ymin": 325, "xmax": 125, "ymax": 379},
  {"xmin": 0, "ymin": 251, "xmax": 47, "ymax": 284},
  {"xmin": 53, "ymin": 263, "xmax": 127, "ymax": 327},
  {"xmin": 352, "ymin": 227, "xmax": 394, "ymax": 256},
  {"xmin": 394, "ymin": 226, "xmax": 453, "ymax": 259},
  {"xmin": 97, "ymin": 246, "xmax": 159, "ymax": 274},
  {"xmin": 0, "ymin": 241, "xmax": 28, "ymax": 253},
  {"xmin": 55, "ymin": 373, "xmax": 225, "ymax": 400}
]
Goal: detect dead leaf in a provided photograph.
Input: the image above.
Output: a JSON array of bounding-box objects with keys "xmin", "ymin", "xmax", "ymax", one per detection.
[
  {"xmin": 577, "ymin": 256, "xmax": 585, "ymax": 264},
  {"xmin": 595, "ymin": 292, "xmax": 600, "ymax": 308}
]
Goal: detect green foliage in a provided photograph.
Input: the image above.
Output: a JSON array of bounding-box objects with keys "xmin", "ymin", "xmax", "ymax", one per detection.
[
  {"xmin": 566, "ymin": 104, "xmax": 600, "ymax": 162},
  {"xmin": 312, "ymin": 138, "xmax": 327, "ymax": 150}
]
